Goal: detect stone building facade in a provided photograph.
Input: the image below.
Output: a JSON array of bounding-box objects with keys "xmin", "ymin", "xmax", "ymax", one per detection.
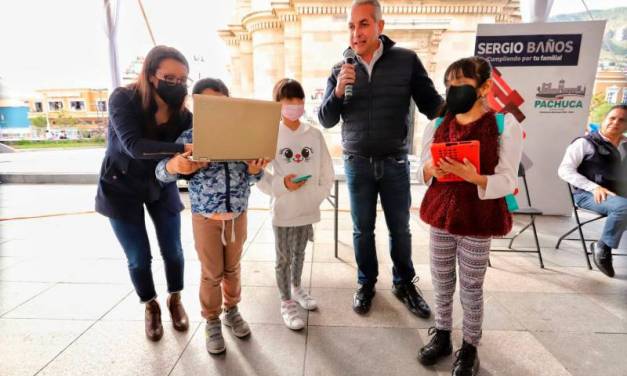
[{"xmin": 219, "ymin": 0, "xmax": 521, "ymax": 155}]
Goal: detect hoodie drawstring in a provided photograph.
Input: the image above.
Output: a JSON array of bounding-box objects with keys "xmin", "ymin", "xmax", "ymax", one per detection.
[
  {"xmin": 220, "ymin": 220, "xmax": 227, "ymax": 246},
  {"xmin": 220, "ymin": 218, "xmax": 237, "ymax": 246},
  {"xmin": 231, "ymin": 218, "xmax": 236, "ymax": 243}
]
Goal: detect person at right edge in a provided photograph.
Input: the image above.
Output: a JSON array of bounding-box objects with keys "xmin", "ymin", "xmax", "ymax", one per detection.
[
  {"xmin": 417, "ymin": 56, "xmax": 523, "ymax": 375},
  {"xmin": 558, "ymin": 104, "xmax": 627, "ymax": 278},
  {"xmin": 318, "ymin": 0, "xmax": 444, "ymax": 318}
]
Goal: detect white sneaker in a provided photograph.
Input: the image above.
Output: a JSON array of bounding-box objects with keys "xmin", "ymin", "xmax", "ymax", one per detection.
[
  {"xmin": 281, "ymin": 300, "xmax": 305, "ymax": 330},
  {"xmin": 292, "ymin": 286, "xmax": 318, "ymax": 310}
]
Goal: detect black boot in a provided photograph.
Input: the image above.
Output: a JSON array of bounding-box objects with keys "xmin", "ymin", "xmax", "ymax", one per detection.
[
  {"xmin": 452, "ymin": 340, "xmax": 480, "ymax": 376},
  {"xmin": 418, "ymin": 327, "xmax": 452, "ymax": 366},
  {"xmin": 352, "ymin": 284, "xmax": 375, "ymax": 315},
  {"xmin": 591, "ymin": 241, "xmax": 615, "ymax": 278},
  {"xmin": 392, "ymin": 277, "xmax": 431, "ymax": 318}
]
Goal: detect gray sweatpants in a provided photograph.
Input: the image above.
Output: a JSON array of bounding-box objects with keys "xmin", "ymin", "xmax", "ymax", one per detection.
[{"xmin": 273, "ymin": 225, "xmax": 313, "ymax": 301}]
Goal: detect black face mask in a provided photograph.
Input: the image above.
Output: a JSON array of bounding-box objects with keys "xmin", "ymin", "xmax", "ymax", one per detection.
[
  {"xmin": 446, "ymin": 84, "xmax": 478, "ymax": 115},
  {"xmin": 155, "ymin": 79, "xmax": 187, "ymax": 109}
]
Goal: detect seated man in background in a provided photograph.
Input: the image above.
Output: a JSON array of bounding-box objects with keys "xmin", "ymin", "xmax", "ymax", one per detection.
[{"xmin": 558, "ymin": 104, "xmax": 627, "ymax": 278}]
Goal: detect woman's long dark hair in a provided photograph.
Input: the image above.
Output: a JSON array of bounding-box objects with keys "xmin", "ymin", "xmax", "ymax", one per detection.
[
  {"xmin": 126, "ymin": 46, "xmax": 189, "ymax": 140},
  {"xmin": 129, "ymin": 45, "xmax": 189, "ymax": 113},
  {"xmin": 439, "ymin": 56, "xmax": 492, "ymax": 117}
]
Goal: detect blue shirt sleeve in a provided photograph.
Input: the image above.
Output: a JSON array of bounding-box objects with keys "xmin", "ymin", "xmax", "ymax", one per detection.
[{"xmin": 155, "ymin": 129, "xmax": 192, "ymax": 183}]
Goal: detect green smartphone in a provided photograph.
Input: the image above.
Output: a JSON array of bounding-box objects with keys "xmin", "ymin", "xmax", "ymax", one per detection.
[{"xmin": 291, "ymin": 174, "xmax": 312, "ymax": 183}]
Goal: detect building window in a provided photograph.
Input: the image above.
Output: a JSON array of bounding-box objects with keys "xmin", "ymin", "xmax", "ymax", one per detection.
[
  {"xmin": 70, "ymin": 100, "xmax": 85, "ymax": 111},
  {"xmin": 97, "ymin": 100, "xmax": 107, "ymax": 112},
  {"xmin": 605, "ymin": 87, "xmax": 619, "ymax": 104},
  {"xmin": 34, "ymin": 102, "xmax": 43, "ymax": 112},
  {"xmin": 622, "ymin": 89, "xmax": 627, "ymax": 105},
  {"xmin": 48, "ymin": 101, "xmax": 63, "ymax": 111}
]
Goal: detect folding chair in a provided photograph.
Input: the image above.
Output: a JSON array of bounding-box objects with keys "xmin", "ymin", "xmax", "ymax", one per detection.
[
  {"xmin": 490, "ymin": 163, "xmax": 544, "ymax": 268},
  {"xmin": 554, "ymin": 184, "xmax": 606, "ymax": 269}
]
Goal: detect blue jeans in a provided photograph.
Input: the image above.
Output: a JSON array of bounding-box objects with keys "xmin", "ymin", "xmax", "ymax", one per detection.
[
  {"xmin": 344, "ymin": 153, "xmax": 415, "ymax": 286},
  {"xmin": 109, "ymin": 203, "xmax": 185, "ymax": 302},
  {"xmin": 574, "ymin": 191, "xmax": 627, "ymax": 249}
]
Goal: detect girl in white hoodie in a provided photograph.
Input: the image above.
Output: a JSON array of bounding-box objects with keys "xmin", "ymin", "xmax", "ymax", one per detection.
[{"xmin": 258, "ymin": 79, "xmax": 335, "ymax": 330}]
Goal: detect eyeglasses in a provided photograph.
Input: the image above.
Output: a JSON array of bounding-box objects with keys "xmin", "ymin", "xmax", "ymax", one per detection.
[{"xmin": 155, "ymin": 72, "xmax": 190, "ymax": 87}]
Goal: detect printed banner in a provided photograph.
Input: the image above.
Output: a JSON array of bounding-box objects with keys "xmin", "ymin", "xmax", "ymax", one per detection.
[
  {"xmin": 475, "ymin": 34, "xmax": 582, "ymax": 66},
  {"xmin": 475, "ymin": 21, "xmax": 606, "ymax": 215}
]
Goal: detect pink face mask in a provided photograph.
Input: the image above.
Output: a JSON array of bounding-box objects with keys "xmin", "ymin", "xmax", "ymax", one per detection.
[{"xmin": 281, "ymin": 104, "xmax": 305, "ymax": 121}]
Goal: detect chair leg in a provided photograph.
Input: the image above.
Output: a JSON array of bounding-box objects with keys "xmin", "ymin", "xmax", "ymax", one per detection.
[
  {"xmin": 574, "ymin": 216, "xmax": 593, "ymax": 270},
  {"xmin": 507, "ymin": 221, "xmax": 533, "ymax": 249},
  {"xmin": 530, "ymin": 216, "xmax": 544, "ymax": 269},
  {"xmin": 334, "ymin": 181, "xmax": 339, "ymax": 259},
  {"xmin": 555, "ymin": 225, "xmax": 579, "ymax": 249}
]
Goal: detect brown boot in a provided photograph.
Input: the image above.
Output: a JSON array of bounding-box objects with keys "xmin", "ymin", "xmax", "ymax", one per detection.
[
  {"xmin": 167, "ymin": 292, "xmax": 189, "ymax": 332},
  {"xmin": 145, "ymin": 299, "xmax": 164, "ymax": 341}
]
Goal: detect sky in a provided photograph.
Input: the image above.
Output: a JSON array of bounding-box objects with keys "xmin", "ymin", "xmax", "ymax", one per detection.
[
  {"xmin": 0, "ymin": 0, "xmax": 623, "ymax": 99},
  {"xmin": 549, "ymin": 0, "xmax": 625, "ymax": 15},
  {"xmin": 0, "ymin": 0, "xmax": 235, "ymax": 97}
]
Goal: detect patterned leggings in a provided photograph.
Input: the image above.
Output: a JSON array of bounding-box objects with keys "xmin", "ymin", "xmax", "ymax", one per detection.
[
  {"xmin": 273, "ymin": 225, "xmax": 313, "ymax": 301},
  {"xmin": 430, "ymin": 227, "xmax": 491, "ymax": 346}
]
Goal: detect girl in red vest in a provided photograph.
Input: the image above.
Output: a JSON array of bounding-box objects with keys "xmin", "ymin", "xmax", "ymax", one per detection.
[{"xmin": 417, "ymin": 57, "xmax": 523, "ymax": 376}]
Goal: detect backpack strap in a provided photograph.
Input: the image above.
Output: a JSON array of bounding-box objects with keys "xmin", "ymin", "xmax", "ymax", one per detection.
[
  {"xmin": 495, "ymin": 113, "xmax": 505, "ymax": 135},
  {"xmin": 434, "ymin": 117, "xmax": 444, "ymax": 129},
  {"xmin": 505, "ymin": 194, "xmax": 519, "ymax": 212},
  {"xmin": 494, "ymin": 113, "xmax": 519, "ymax": 212}
]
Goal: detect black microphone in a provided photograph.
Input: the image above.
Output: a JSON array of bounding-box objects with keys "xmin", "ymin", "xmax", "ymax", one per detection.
[{"xmin": 342, "ymin": 48, "xmax": 356, "ymax": 104}]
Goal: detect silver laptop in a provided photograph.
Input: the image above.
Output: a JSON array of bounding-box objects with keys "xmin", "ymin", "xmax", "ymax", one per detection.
[{"xmin": 191, "ymin": 94, "xmax": 281, "ymax": 161}]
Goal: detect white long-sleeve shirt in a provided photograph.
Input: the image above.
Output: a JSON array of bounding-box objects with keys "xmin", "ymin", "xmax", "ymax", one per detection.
[
  {"xmin": 416, "ymin": 113, "xmax": 523, "ymax": 200},
  {"xmin": 557, "ymin": 133, "xmax": 627, "ymax": 192},
  {"xmin": 257, "ymin": 121, "xmax": 335, "ymax": 227}
]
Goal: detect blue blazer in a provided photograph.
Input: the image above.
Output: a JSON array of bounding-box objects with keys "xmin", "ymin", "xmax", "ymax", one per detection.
[{"xmin": 95, "ymin": 87, "xmax": 191, "ymax": 221}]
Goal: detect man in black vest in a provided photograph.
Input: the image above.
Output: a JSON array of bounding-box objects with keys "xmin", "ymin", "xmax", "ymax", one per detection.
[
  {"xmin": 558, "ymin": 104, "xmax": 627, "ymax": 277},
  {"xmin": 318, "ymin": 0, "xmax": 443, "ymax": 315}
]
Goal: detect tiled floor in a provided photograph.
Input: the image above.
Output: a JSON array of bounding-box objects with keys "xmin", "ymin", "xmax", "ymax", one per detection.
[{"xmin": 1, "ymin": 184, "xmax": 626, "ymax": 376}]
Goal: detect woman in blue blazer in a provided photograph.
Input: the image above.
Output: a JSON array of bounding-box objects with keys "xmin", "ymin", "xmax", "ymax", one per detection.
[{"xmin": 95, "ymin": 45, "xmax": 204, "ymax": 341}]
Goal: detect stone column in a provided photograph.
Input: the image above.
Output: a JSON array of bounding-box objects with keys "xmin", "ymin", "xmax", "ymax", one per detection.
[
  {"xmin": 278, "ymin": 12, "xmax": 302, "ymax": 82},
  {"xmin": 227, "ymin": 40, "xmax": 242, "ymax": 97},
  {"xmin": 218, "ymin": 30, "xmax": 241, "ymax": 96},
  {"xmin": 237, "ymin": 33, "xmax": 254, "ymax": 98},
  {"xmin": 428, "ymin": 29, "xmax": 444, "ymax": 79},
  {"xmin": 246, "ymin": 13, "xmax": 284, "ymax": 99}
]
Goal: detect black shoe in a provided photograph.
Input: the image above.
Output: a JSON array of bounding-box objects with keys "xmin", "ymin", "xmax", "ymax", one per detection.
[
  {"xmin": 418, "ymin": 327, "xmax": 453, "ymax": 366},
  {"xmin": 591, "ymin": 242, "xmax": 615, "ymax": 278},
  {"xmin": 392, "ymin": 277, "xmax": 431, "ymax": 318},
  {"xmin": 352, "ymin": 284, "xmax": 375, "ymax": 315},
  {"xmin": 452, "ymin": 340, "xmax": 480, "ymax": 376}
]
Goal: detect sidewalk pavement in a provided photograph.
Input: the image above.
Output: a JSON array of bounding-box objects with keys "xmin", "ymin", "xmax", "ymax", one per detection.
[
  {"xmin": 1, "ymin": 182, "xmax": 626, "ymax": 376},
  {"xmin": 0, "ymin": 148, "xmax": 104, "ymax": 184}
]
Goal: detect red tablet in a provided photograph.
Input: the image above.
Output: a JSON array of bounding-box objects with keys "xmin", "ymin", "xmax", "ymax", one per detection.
[{"xmin": 430, "ymin": 140, "xmax": 480, "ymax": 182}]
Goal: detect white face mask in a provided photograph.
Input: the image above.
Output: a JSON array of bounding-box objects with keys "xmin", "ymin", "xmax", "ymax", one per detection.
[{"xmin": 281, "ymin": 104, "xmax": 305, "ymax": 121}]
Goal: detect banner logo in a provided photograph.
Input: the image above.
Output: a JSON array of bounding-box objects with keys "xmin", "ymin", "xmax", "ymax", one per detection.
[
  {"xmin": 487, "ymin": 68, "xmax": 526, "ymax": 122},
  {"xmin": 534, "ymin": 79, "xmax": 585, "ymax": 113}
]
